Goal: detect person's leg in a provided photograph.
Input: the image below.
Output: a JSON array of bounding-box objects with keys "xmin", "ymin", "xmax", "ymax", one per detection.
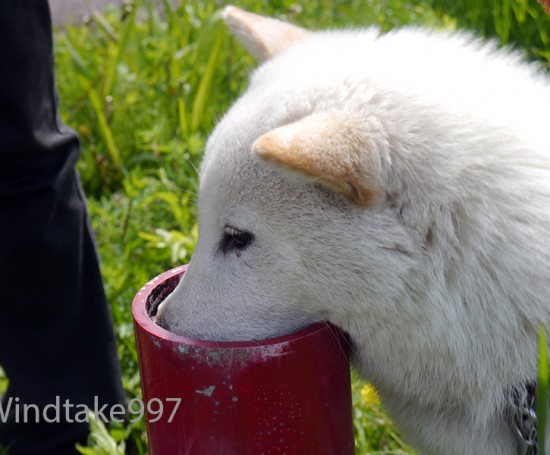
[{"xmin": 0, "ymin": 2, "xmax": 125, "ymax": 453}]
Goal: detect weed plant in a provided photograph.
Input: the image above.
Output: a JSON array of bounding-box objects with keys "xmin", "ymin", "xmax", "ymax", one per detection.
[{"xmin": 0, "ymin": 0, "xmax": 548, "ymax": 453}]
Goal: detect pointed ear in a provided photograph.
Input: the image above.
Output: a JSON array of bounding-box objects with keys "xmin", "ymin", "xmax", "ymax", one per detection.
[
  {"xmin": 252, "ymin": 113, "xmax": 385, "ymax": 206},
  {"xmin": 223, "ymin": 6, "xmax": 309, "ymax": 61}
]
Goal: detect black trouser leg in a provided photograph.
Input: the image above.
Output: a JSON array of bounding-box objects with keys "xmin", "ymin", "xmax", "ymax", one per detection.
[{"xmin": 0, "ymin": 2, "xmax": 125, "ymax": 454}]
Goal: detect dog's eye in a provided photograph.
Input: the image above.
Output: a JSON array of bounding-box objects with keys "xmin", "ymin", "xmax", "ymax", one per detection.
[{"xmin": 219, "ymin": 226, "xmax": 254, "ymax": 256}]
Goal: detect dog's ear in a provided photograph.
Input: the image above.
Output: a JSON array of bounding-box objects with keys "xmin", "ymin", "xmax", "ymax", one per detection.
[
  {"xmin": 223, "ymin": 6, "xmax": 309, "ymax": 61},
  {"xmin": 252, "ymin": 113, "xmax": 385, "ymax": 206}
]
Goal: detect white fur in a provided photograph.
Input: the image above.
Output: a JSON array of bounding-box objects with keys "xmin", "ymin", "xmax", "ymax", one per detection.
[{"xmin": 158, "ymin": 11, "xmax": 550, "ymax": 455}]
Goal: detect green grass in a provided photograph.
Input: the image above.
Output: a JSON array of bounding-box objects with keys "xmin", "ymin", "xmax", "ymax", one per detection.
[{"xmin": 0, "ymin": 0, "xmax": 548, "ymax": 453}]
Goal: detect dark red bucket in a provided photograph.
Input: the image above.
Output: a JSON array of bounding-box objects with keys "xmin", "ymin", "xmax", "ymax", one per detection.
[{"xmin": 132, "ymin": 265, "xmax": 354, "ymax": 454}]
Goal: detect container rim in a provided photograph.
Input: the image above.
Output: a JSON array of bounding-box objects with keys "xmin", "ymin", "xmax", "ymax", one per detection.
[{"xmin": 132, "ymin": 265, "xmax": 336, "ymax": 349}]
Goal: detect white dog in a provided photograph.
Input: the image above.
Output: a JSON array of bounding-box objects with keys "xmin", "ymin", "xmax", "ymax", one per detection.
[{"xmin": 158, "ymin": 6, "xmax": 550, "ymax": 454}]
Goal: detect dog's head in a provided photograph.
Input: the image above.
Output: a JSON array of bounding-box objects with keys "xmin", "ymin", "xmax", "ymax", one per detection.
[{"xmin": 156, "ymin": 7, "xmax": 422, "ymax": 341}]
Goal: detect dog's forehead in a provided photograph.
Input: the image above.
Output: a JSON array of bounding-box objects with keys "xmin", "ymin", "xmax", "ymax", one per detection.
[
  {"xmin": 199, "ymin": 86, "xmax": 308, "ymax": 201},
  {"xmin": 197, "ymin": 30, "xmax": 383, "ymax": 219},
  {"xmin": 199, "ymin": 116, "xmax": 347, "ymax": 227},
  {"xmin": 200, "ymin": 135, "xmax": 290, "ymax": 210}
]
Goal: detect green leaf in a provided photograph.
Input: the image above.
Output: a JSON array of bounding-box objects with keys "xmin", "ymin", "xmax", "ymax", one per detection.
[{"xmin": 76, "ymin": 411, "xmax": 125, "ymax": 455}]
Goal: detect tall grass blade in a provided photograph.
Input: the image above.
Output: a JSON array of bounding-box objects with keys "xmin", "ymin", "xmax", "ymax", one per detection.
[
  {"xmin": 82, "ymin": 76, "xmax": 122, "ymax": 169},
  {"xmin": 90, "ymin": 6, "xmax": 119, "ymax": 42},
  {"xmin": 178, "ymin": 97, "xmax": 188, "ymax": 138},
  {"xmin": 145, "ymin": 0, "xmax": 156, "ymax": 35},
  {"xmin": 538, "ymin": 324, "xmax": 548, "ymax": 455},
  {"xmin": 190, "ymin": 20, "xmax": 224, "ymax": 133},
  {"xmin": 57, "ymin": 33, "xmax": 89, "ymax": 76},
  {"xmin": 160, "ymin": 0, "xmax": 175, "ymax": 32},
  {"xmin": 102, "ymin": 2, "xmax": 138, "ymax": 99}
]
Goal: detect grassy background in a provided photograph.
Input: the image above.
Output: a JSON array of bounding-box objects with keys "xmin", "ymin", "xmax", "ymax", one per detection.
[{"xmin": 1, "ymin": 0, "xmax": 548, "ymax": 453}]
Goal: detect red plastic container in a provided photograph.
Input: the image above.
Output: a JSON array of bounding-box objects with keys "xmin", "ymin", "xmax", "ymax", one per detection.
[{"xmin": 132, "ymin": 265, "xmax": 354, "ymax": 454}]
